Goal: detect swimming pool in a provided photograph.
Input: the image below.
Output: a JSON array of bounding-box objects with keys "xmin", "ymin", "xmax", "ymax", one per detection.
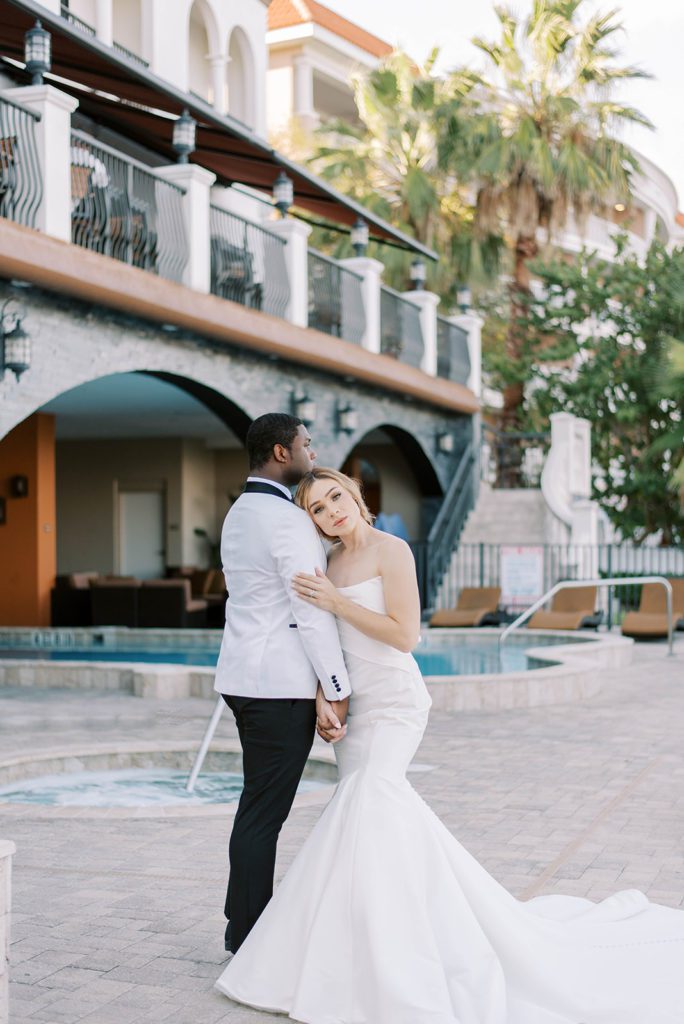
[{"xmin": 0, "ymin": 630, "xmax": 593, "ymax": 676}]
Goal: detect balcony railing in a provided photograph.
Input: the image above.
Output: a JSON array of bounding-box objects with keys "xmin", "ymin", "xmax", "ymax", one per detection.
[
  {"xmin": 436, "ymin": 315, "xmax": 470, "ymax": 385},
  {"xmin": 60, "ymin": 3, "xmax": 96, "ymax": 36},
  {"xmin": 70, "ymin": 130, "xmax": 187, "ymax": 282},
  {"xmin": 307, "ymin": 248, "xmax": 365, "ymax": 344},
  {"xmin": 380, "ymin": 286, "xmax": 424, "ymax": 368},
  {"xmin": 0, "ymin": 95, "xmax": 42, "ymax": 230},
  {"xmin": 113, "ymin": 41, "xmax": 150, "ymax": 68},
  {"xmin": 209, "ymin": 205, "xmax": 289, "ymax": 319}
]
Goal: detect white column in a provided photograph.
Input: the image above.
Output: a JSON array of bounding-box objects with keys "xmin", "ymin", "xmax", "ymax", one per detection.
[
  {"xmin": 293, "ymin": 54, "xmax": 318, "ymax": 129},
  {"xmin": 3, "ymin": 85, "xmax": 79, "ymax": 242},
  {"xmin": 453, "ymin": 312, "xmax": 483, "ymax": 398},
  {"xmin": 155, "ymin": 163, "xmax": 216, "ymax": 293},
  {"xmin": 0, "ymin": 839, "xmax": 16, "ymax": 1024},
  {"xmin": 268, "ymin": 218, "xmax": 311, "ymax": 327},
  {"xmin": 209, "ymin": 54, "xmax": 227, "ymax": 113},
  {"xmin": 402, "ymin": 289, "xmax": 439, "ymax": 375},
  {"xmin": 34, "ymin": 0, "xmax": 60, "ymax": 11},
  {"xmin": 95, "ymin": 0, "xmax": 113, "ymax": 45},
  {"xmin": 340, "ymin": 256, "xmax": 383, "ymax": 354}
]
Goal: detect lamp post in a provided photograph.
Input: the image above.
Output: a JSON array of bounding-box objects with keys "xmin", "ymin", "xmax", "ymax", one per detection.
[
  {"xmin": 409, "ymin": 257, "xmax": 426, "ymax": 290},
  {"xmin": 293, "ymin": 390, "xmax": 316, "ymax": 426},
  {"xmin": 337, "ymin": 402, "xmax": 358, "ymax": 434},
  {"xmin": 172, "ymin": 108, "xmax": 196, "ymax": 164},
  {"xmin": 273, "ymin": 171, "xmax": 294, "ymax": 218},
  {"xmin": 1, "ymin": 300, "xmax": 31, "ymax": 380},
  {"xmin": 350, "ymin": 217, "xmax": 368, "ymax": 258},
  {"xmin": 24, "ymin": 20, "xmax": 51, "ymax": 86},
  {"xmin": 456, "ymin": 284, "xmax": 471, "ymax": 314}
]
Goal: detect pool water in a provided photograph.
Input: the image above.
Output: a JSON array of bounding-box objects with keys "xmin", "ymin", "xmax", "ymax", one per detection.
[
  {"xmin": 0, "ymin": 767, "xmax": 325, "ymax": 808},
  {"xmin": 0, "ymin": 632, "xmax": 592, "ymax": 676}
]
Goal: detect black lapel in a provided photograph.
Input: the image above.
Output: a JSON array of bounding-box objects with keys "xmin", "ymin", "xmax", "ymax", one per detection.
[{"xmin": 243, "ymin": 481, "xmax": 293, "ymax": 503}]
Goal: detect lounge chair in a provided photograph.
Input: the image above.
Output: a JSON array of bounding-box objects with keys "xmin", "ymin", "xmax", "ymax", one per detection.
[
  {"xmin": 90, "ymin": 578, "xmax": 141, "ymax": 627},
  {"xmin": 429, "ymin": 587, "xmax": 501, "ymax": 628},
  {"xmin": 527, "ymin": 586, "xmax": 598, "ymax": 631},
  {"xmin": 51, "ymin": 571, "xmax": 98, "ymax": 626},
  {"xmin": 621, "ymin": 579, "xmax": 684, "ymax": 639}
]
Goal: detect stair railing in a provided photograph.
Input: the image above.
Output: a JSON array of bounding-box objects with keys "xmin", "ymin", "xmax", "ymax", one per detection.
[{"xmin": 423, "ymin": 442, "xmax": 475, "ymax": 609}]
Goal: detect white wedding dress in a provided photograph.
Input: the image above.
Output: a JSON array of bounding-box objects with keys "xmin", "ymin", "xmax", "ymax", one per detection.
[{"xmin": 216, "ymin": 577, "xmax": 684, "ymax": 1023}]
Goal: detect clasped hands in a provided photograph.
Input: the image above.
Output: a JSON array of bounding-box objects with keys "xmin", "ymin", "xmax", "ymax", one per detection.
[{"xmin": 316, "ymin": 687, "xmax": 348, "ymax": 744}]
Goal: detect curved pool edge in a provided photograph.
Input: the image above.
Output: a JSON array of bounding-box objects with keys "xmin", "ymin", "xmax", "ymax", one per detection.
[{"xmin": 0, "ymin": 739, "xmax": 338, "ymax": 820}]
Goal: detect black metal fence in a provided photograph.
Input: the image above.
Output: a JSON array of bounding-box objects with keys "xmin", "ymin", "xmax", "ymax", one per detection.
[
  {"xmin": 481, "ymin": 423, "xmax": 550, "ymax": 489},
  {"xmin": 60, "ymin": 3, "xmax": 96, "ymax": 36},
  {"xmin": 436, "ymin": 315, "xmax": 470, "ymax": 384},
  {"xmin": 435, "ymin": 541, "xmax": 684, "ymax": 626},
  {"xmin": 380, "ymin": 286, "xmax": 424, "ymax": 368},
  {"xmin": 307, "ymin": 248, "xmax": 365, "ymax": 343},
  {"xmin": 0, "ymin": 95, "xmax": 42, "ymax": 229},
  {"xmin": 70, "ymin": 130, "xmax": 187, "ymax": 282},
  {"xmin": 210, "ymin": 205, "xmax": 289, "ymax": 319}
]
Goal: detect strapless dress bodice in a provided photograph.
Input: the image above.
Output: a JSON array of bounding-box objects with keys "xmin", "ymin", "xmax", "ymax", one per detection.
[{"xmin": 335, "ymin": 575, "xmax": 418, "ymax": 671}]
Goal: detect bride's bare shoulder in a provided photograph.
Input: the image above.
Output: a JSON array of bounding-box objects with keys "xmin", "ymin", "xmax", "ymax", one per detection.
[{"xmin": 375, "ymin": 532, "xmax": 413, "ymax": 565}]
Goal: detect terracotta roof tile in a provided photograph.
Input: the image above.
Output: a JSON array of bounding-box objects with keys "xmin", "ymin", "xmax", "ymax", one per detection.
[
  {"xmin": 268, "ymin": 0, "xmax": 393, "ymax": 58},
  {"xmin": 676, "ymin": 211, "xmax": 684, "ymax": 227}
]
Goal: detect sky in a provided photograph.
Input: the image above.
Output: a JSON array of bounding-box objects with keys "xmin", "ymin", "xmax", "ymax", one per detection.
[{"xmin": 324, "ymin": 0, "xmax": 684, "ymax": 210}]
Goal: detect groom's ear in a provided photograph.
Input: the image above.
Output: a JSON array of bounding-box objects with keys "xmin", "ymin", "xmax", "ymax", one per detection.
[{"xmin": 272, "ymin": 443, "xmax": 289, "ymax": 464}]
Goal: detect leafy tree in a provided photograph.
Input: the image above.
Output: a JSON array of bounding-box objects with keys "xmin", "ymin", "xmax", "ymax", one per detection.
[
  {"xmin": 441, "ymin": 0, "xmax": 653, "ymax": 432},
  {"xmin": 522, "ymin": 238, "xmax": 684, "ymax": 544},
  {"xmin": 307, "ymin": 50, "xmax": 501, "ymax": 304}
]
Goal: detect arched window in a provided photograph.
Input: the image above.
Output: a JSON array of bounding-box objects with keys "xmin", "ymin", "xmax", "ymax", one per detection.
[
  {"xmin": 188, "ymin": 0, "xmax": 214, "ymax": 103},
  {"xmin": 227, "ymin": 27, "xmax": 255, "ymax": 127}
]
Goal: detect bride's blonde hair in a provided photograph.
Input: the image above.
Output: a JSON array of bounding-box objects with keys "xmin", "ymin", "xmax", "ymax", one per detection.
[{"xmin": 295, "ymin": 468, "xmax": 374, "ymax": 540}]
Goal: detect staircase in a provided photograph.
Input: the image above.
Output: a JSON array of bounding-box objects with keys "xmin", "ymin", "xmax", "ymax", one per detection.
[{"xmin": 434, "ymin": 483, "xmax": 548, "ymax": 609}]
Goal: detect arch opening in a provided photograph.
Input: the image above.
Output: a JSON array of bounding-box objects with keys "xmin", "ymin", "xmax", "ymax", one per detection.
[
  {"xmin": 188, "ymin": 0, "xmax": 215, "ymax": 104},
  {"xmin": 227, "ymin": 27, "xmax": 255, "ymax": 128}
]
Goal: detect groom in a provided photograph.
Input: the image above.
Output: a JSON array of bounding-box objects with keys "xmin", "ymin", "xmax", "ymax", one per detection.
[{"xmin": 214, "ymin": 412, "xmax": 351, "ymax": 954}]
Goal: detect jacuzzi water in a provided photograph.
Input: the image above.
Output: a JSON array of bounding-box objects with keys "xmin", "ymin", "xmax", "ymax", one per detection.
[
  {"xmin": 0, "ymin": 632, "xmax": 593, "ymax": 676},
  {"xmin": 0, "ymin": 768, "xmax": 326, "ymax": 807}
]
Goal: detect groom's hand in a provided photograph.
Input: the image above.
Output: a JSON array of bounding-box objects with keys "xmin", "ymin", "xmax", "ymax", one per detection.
[{"xmin": 316, "ymin": 694, "xmax": 349, "ymax": 744}]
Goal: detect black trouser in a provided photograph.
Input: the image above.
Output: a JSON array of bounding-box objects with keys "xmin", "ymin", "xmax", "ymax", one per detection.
[{"xmin": 222, "ymin": 694, "xmax": 316, "ymax": 953}]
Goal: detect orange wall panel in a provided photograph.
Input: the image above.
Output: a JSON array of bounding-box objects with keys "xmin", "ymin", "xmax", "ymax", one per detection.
[{"xmin": 0, "ymin": 413, "xmax": 56, "ymax": 626}]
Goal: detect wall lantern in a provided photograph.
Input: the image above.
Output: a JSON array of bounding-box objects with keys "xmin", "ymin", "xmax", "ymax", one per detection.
[
  {"xmin": 172, "ymin": 108, "xmax": 196, "ymax": 164},
  {"xmin": 293, "ymin": 390, "xmax": 316, "ymax": 426},
  {"xmin": 409, "ymin": 257, "xmax": 426, "ymax": 290},
  {"xmin": 436, "ymin": 430, "xmax": 454, "ymax": 454},
  {"xmin": 273, "ymin": 171, "xmax": 294, "ymax": 218},
  {"xmin": 350, "ymin": 217, "xmax": 369, "ymax": 258},
  {"xmin": 456, "ymin": 284, "xmax": 471, "ymax": 314},
  {"xmin": 337, "ymin": 402, "xmax": 358, "ymax": 434},
  {"xmin": 10, "ymin": 475, "xmax": 29, "ymax": 498},
  {"xmin": 24, "ymin": 20, "xmax": 51, "ymax": 86},
  {"xmin": 1, "ymin": 299, "xmax": 31, "ymax": 380}
]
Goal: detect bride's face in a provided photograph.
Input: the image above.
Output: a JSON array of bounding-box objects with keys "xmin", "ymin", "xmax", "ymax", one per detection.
[{"xmin": 307, "ymin": 477, "xmax": 361, "ymax": 539}]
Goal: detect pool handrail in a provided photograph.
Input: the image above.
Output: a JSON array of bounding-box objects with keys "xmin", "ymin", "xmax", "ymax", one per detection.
[{"xmin": 499, "ymin": 576, "xmax": 675, "ymax": 657}]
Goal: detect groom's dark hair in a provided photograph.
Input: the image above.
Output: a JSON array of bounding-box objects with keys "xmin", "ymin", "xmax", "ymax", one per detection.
[{"xmin": 246, "ymin": 413, "xmax": 303, "ymax": 470}]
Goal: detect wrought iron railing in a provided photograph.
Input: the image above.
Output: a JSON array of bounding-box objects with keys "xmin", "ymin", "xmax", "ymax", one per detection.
[
  {"xmin": 113, "ymin": 41, "xmax": 149, "ymax": 67},
  {"xmin": 70, "ymin": 130, "xmax": 187, "ymax": 282},
  {"xmin": 209, "ymin": 206, "xmax": 289, "ymax": 319},
  {"xmin": 436, "ymin": 315, "xmax": 470, "ymax": 385},
  {"xmin": 0, "ymin": 95, "xmax": 42, "ymax": 229},
  {"xmin": 380, "ymin": 286, "xmax": 424, "ymax": 368},
  {"xmin": 435, "ymin": 540, "xmax": 684, "ymax": 629},
  {"xmin": 411, "ymin": 442, "xmax": 476, "ymax": 609},
  {"xmin": 307, "ymin": 248, "xmax": 365, "ymax": 343},
  {"xmin": 60, "ymin": 3, "xmax": 96, "ymax": 35},
  {"xmin": 481, "ymin": 423, "xmax": 550, "ymax": 489}
]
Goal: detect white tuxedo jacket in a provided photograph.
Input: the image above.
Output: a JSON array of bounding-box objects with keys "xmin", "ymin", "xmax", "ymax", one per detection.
[{"xmin": 213, "ymin": 481, "xmax": 351, "ymax": 702}]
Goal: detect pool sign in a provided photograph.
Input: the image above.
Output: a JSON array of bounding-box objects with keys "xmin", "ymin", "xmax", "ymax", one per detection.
[{"xmin": 500, "ymin": 546, "xmax": 545, "ymax": 609}]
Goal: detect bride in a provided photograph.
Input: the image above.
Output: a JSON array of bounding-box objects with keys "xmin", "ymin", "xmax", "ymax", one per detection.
[{"xmin": 216, "ymin": 467, "xmax": 684, "ymax": 1024}]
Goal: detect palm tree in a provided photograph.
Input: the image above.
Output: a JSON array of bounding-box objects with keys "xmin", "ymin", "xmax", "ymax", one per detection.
[
  {"xmin": 309, "ymin": 50, "xmax": 500, "ymax": 303},
  {"xmin": 444, "ymin": 0, "xmax": 653, "ymax": 439}
]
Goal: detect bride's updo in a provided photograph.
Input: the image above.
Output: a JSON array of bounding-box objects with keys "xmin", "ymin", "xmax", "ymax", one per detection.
[{"xmin": 295, "ymin": 468, "xmax": 374, "ymax": 539}]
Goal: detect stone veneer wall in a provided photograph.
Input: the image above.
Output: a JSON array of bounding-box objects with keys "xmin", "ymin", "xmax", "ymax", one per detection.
[{"xmin": 0, "ymin": 839, "xmax": 16, "ymax": 1024}]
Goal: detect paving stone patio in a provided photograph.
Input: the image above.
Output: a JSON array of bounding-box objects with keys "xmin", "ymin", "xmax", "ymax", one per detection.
[{"xmin": 1, "ymin": 635, "xmax": 683, "ymax": 1023}]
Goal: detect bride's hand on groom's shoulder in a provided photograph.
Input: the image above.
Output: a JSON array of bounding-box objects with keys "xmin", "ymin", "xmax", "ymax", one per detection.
[{"xmin": 292, "ymin": 568, "xmax": 340, "ymax": 614}]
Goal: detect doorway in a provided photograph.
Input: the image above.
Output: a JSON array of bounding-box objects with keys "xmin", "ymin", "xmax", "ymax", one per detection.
[{"xmin": 118, "ymin": 488, "xmax": 165, "ymax": 579}]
